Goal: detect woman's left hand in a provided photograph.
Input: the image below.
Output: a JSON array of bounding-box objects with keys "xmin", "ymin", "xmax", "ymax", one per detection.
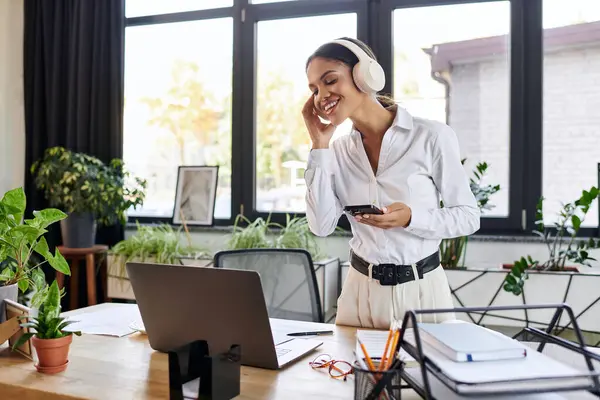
[{"xmin": 355, "ymin": 202, "xmax": 412, "ymax": 229}]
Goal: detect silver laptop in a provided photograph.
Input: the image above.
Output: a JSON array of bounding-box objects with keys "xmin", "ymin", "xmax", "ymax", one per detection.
[{"xmin": 126, "ymin": 262, "xmax": 323, "ymax": 370}]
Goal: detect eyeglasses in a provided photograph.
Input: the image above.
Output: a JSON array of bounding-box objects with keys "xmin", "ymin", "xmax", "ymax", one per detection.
[{"xmin": 309, "ymin": 353, "xmax": 354, "ymax": 381}]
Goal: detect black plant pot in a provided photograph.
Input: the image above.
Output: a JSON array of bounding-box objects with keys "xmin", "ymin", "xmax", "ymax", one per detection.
[{"xmin": 60, "ymin": 212, "xmax": 97, "ymax": 248}]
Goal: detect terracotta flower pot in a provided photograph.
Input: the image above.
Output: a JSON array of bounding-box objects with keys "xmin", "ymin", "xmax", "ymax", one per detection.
[{"xmin": 32, "ymin": 334, "xmax": 73, "ymax": 374}]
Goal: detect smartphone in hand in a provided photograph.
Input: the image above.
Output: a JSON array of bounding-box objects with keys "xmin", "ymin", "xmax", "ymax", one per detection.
[{"xmin": 343, "ymin": 204, "xmax": 383, "ymax": 216}]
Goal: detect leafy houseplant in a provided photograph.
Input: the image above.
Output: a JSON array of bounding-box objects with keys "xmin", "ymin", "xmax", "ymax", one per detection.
[
  {"xmin": 227, "ymin": 214, "xmax": 324, "ymax": 261},
  {"xmin": 228, "ymin": 214, "xmax": 272, "ymax": 251},
  {"xmin": 30, "ymin": 146, "xmax": 147, "ymax": 248},
  {"xmin": 440, "ymin": 161, "xmax": 501, "ymax": 268},
  {"xmin": 0, "ymin": 187, "xmax": 71, "ymax": 322},
  {"xmin": 275, "ymin": 214, "xmax": 324, "ymax": 261},
  {"xmin": 13, "ymin": 280, "xmax": 81, "ymax": 374},
  {"xmin": 503, "ymin": 187, "xmax": 600, "ymax": 295},
  {"xmin": 109, "ymin": 223, "xmax": 212, "ymax": 279},
  {"xmin": 108, "ymin": 223, "xmax": 212, "ymax": 299}
]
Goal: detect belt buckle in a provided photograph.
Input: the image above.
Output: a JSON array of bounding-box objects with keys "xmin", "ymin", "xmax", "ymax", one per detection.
[{"xmin": 378, "ymin": 264, "xmax": 397, "ymax": 286}]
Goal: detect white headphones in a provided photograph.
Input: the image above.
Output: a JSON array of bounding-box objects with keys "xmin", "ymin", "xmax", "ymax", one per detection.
[{"xmin": 330, "ymin": 39, "xmax": 385, "ymax": 94}]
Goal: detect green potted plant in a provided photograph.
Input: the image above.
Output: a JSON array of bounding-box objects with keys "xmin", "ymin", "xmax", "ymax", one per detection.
[
  {"xmin": 440, "ymin": 160, "xmax": 500, "ymax": 269},
  {"xmin": 227, "ymin": 213, "xmax": 324, "ymax": 261},
  {"xmin": 503, "ymin": 187, "xmax": 600, "ymax": 295},
  {"xmin": 108, "ymin": 223, "xmax": 211, "ymax": 300},
  {"xmin": 13, "ymin": 279, "xmax": 81, "ymax": 373},
  {"xmin": 227, "ymin": 214, "xmax": 273, "ymax": 251},
  {"xmin": 30, "ymin": 146, "xmax": 147, "ymax": 248},
  {"xmin": 0, "ymin": 187, "xmax": 71, "ymax": 323},
  {"xmin": 274, "ymin": 214, "xmax": 324, "ymax": 261}
]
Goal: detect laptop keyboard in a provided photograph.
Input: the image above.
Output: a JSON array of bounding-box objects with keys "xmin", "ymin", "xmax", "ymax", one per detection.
[{"xmin": 276, "ymin": 347, "xmax": 292, "ymax": 357}]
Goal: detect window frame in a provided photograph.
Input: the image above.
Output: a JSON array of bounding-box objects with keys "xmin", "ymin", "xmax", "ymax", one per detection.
[
  {"xmin": 381, "ymin": 0, "xmax": 531, "ymax": 236},
  {"xmin": 239, "ymin": 0, "xmax": 369, "ymax": 230},
  {"xmin": 124, "ymin": 0, "xmax": 600, "ymax": 237},
  {"xmin": 125, "ymin": 5, "xmax": 237, "ymax": 227}
]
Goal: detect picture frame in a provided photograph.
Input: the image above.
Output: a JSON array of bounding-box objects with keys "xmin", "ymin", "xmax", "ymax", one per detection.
[
  {"xmin": 3, "ymin": 299, "xmax": 33, "ymax": 360},
  {"xmin": 172, "ymin": 166, "xmax": 219, "ymax": 226}
]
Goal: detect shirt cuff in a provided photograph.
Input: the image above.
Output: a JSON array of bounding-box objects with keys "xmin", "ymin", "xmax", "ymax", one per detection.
[
  {"xmin": 404, "ymin": 206, "xmax": 431, "ymax": 234},
  {"xmin": 307, "ymin": 148, "xmax": 334, "ymax": 172}
]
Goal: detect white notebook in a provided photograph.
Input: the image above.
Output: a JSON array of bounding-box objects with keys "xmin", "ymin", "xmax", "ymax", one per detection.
[{"xmin": 417, "ymin": 322, "xmax": 527, "ymax": 362}]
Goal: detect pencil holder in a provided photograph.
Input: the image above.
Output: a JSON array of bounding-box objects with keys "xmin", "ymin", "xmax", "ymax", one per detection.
[
  {"xmin": 354, "ymin": 357, "xmax": 403, "ymax": 400},
  {"xmin": 168, "ymin": 339, "xmax": 241, "ymax": 400}
]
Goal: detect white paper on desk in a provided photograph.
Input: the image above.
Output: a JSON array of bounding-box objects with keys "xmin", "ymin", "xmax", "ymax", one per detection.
[
  {"xmin": 356, "ymin": 329, "xmax": 417, "ymax": 367},
  {"xmin": 404, "ymin": 367, "xmax": 596, "ymax": 400},
  {"xmin": 62, "ymin": 305, "xmax": 142, "ymax": 337},
  {"xmin": 404, "ymin": 327, "xmax": 596, "ymax": 386}
]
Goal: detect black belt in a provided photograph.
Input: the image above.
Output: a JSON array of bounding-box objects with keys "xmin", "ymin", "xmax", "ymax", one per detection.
[{"xmin": 350, "ymin": 251, "xmax": 440, "ymax": 286}]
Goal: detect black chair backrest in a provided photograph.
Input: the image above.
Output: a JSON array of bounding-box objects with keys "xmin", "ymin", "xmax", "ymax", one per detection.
[{"xmin": 213, "ymin": 248, "xmax": 323, "ymax": 323}]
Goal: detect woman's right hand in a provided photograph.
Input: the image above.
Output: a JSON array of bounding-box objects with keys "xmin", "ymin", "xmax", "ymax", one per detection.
[{"xmin": 302, "ymin": 95, "xmax": 335, "ymax": 149}]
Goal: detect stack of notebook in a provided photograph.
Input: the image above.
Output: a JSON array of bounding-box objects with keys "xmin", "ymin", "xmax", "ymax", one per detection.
[{"xmin": 403, "ymin": 322, "xmax": 599, "ymax": 397}]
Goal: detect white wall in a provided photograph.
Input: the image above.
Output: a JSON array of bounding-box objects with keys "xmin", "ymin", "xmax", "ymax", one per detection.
[
  {"xmin": 0, "ymin": 0, "xmax": 25, "ymax": 196},
  {"xmin": 542, "ymin": 43, "xmax": 600, "ymax": 224},
  {"xmin": 449, "ymin": 57, "xmax": 511, "ymax": 218}
]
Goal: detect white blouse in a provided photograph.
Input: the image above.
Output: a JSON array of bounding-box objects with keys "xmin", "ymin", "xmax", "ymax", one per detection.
[{"xmin": 304, "ymin": 105, "xmax": 480, "ymax": 265}]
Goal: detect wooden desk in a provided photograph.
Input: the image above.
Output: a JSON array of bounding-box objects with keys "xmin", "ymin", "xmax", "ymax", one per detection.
[
  {"xmin": 0, "ymin": 304, "xmax": 598, "ymax": 400},
  {"xmin": 0, "ymin": 303, "xmax": 405, "ymax": 400}
]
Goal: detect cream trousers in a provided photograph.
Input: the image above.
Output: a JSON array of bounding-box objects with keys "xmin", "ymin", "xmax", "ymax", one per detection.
[{"xmin": 335, "ymin": 264, "xmax": 456, "ymax": 329}]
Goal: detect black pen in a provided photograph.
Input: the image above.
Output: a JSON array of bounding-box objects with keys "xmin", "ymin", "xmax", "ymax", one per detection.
[{"xmin": 287, "ymin": 330, "xmax": 334, "ymax": 337}]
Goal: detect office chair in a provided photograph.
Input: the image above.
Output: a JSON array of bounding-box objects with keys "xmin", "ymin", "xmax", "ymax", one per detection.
[{"xmin": 213, "ymin": 249, "xmax": 324, "ymax": 323}]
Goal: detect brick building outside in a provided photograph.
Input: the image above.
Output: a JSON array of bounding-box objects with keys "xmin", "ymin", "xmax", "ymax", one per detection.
[{"xmin": 423, "ymin": 21, "xmax": 600, "ymax": 225}]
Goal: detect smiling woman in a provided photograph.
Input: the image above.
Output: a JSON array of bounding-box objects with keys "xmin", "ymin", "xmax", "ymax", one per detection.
[
  {"xmin": 306, "ymin": 38, "xmax": 396, "ymax": 128},
  {"xmin": 303, "ymin": 37, "xmax": 481, "ymax": 329}
]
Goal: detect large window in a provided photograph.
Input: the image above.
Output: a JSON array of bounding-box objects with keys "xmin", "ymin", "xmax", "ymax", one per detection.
[
  {"xmin": 393, "ymin": 2, "xmax": 511, "ymax": 218},
  {"xmin": 255, "ymin": 14, "xmax": 356, "ymax": 213},
  {"xmin": 123, "ymin": 0, "xmax": 593, "ymax": 234},
  {"xmin": 542, "ymin": 0, "xmax": 600, "ymax": 226},
  {"xmin": 124, "ymin": 18, "xmax": 233, "ymax": 219}
]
